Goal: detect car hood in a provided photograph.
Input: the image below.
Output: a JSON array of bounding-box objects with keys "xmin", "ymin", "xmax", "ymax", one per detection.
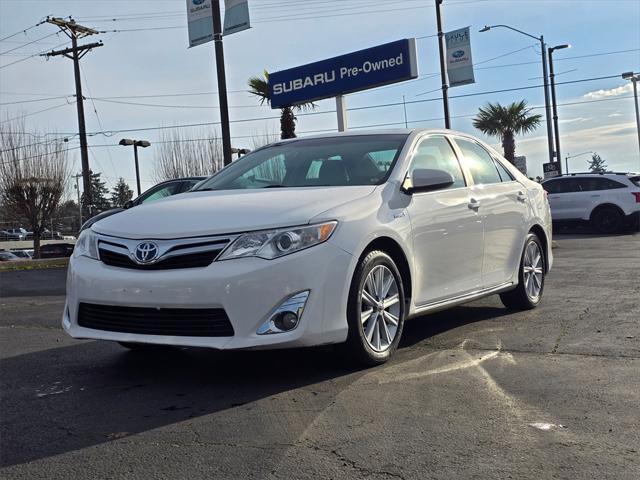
[{"xmin": 92, "ymin": 186, "xmax": 375, "ymax": 239}]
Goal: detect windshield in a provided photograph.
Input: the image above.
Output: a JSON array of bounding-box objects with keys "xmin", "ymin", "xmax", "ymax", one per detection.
[{"xmin": 195, "ymin": 134, "xmax": 409, "ymax": 191}]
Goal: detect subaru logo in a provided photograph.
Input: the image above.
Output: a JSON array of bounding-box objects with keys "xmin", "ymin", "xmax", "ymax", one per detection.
[
  {"xmin": 133, "ymin": 242, "xmax": 159, "ymax": 264},
  {"xmin": 452, "ymin": 50, "xmax": 465, "ymax": 58},
  {"xmin": 193, "ymin": 0, "xmax": 205, "ymax": 4}
]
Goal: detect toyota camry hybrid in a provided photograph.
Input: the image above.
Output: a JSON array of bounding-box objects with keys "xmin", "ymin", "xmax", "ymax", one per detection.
[{"xmin": 64, "ymin": 130, "xmax": 552, "ymax": 365}]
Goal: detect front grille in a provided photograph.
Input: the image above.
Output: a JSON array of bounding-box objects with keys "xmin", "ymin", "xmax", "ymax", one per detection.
[
  {"xmin": 99, "ymin": 248, "xmax": 222, "ymax": 270},
  {"xmin": 78, "ymin": 303, "xmax": 234, "ymax": 337}
]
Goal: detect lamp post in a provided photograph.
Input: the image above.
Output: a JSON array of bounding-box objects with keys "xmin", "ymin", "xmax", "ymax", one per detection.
[
  {"xmin": 622, "ymin": 71, "xmax": 640, "ymax": 160},
  {"xmin": 119, "ymin": 138, "xmax": 151, "ymax": 196},
  {"xmin": 435, "ymin": 0, "xmax": 450, "ymax": 128},
  {"xmin": 549, "ymin": 44, "xmax": 571, "ymax": 172},
  {"xmin": 480, "ymin": 25, "xmax": 554, "ymax": 166},
  {"xmin": 565, "ymin": 151, "xmax": 593, "ymax": 175}
]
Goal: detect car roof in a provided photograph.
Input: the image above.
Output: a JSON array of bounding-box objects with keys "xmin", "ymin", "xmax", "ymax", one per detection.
[{"xmin": 267, "ymin": 128, "xmax": 476, "ymax": 143}]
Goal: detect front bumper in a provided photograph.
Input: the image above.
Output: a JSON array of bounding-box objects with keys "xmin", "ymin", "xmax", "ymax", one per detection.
[{"xmin": 63, "ymin": 241, "xmax": 355, "ymax": 349}]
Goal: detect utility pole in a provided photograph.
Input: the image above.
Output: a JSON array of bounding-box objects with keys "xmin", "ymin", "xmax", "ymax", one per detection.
[
  {"xmin": 435, "ymin": 0, "xmax": 451, "ymax": 129},
  {"xmin": 549, "ymin": 44, "xmax": 570, "ymax": 174},
  {"xmin": 211, "ymin": 1, "xmax": 233, "ymax": 166},
  {"xmin": 622, "ymin": 72, "xmax": 640, "ymax": 162},
  {"xmin": 43, "ymin": 17, "xmax": 102, "ymax": 214},
  {"xmin": 73, "ymin": 173, "xmax": 83, "ymax": 231}
]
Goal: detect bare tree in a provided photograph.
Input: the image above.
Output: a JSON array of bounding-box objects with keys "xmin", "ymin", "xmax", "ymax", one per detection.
[
  {"xmin": 154, "ymin": 128, "xmax": 224, "ymax": 182},
  {"xmin": 250, "ymin": 127, "xmax": 280, "ymax": 150},
  {"xmin": 0, "ymin": 118, "xmax": 70, "ymax": 258}
]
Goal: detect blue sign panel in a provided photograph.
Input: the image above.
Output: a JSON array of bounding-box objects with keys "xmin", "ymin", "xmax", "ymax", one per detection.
[{"xmin": 268, "ymin": 39, "xmax": 418, "ymax": 108}]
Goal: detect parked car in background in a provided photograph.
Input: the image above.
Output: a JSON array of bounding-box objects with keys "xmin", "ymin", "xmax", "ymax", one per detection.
[
  {"xmin": 40, "ymin": 243, "xmax": 75, "ymax": 259},
  {"xmin": 80, "ymin": 176, "xmax": 207, "ymax": 232},
  {"xmin": 0, "ymin": 251, "xmax": 20, "ymax": 261},
  {"xmin": 26, "ymin": 229, "xmax": 63, "ymax": 240},
  {"xmin": 10, "ymin": 250, "xmax": 32, "ymax": 259},
  {"xmin": 2, "ymin": 228, "xmax": 27, "ymax": 240},
  {"xmin": 65, "ymin": 130, "xmax": 552, "ymax": 365},
  {"xmin": 542, "ymin": 173, "xmax": 640, "ymax": 233}
]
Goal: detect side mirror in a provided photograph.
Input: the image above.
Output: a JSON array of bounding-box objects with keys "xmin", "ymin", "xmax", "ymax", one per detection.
[
  {"xmin": 402, "ymin": 168, "xmax": 455, "ymax": 194},
  {"xmin": 123, "ymin": 200, "xmax": 134, "ymax": 209}
]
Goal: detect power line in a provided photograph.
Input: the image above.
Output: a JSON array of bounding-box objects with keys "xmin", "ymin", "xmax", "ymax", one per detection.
[
  {"xmin": 0, "ymin": 94, "xmax": 633, "ymax": 160},
  {"xmin": 0, "ymin": 21, "xmax": 46, "ymax": 43},
  {"xmin": 0, "ymin": 32, "xmax": 60, "ymax": 55}
]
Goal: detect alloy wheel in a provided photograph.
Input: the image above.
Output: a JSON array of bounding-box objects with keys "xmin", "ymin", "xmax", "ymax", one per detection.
[
  {"xmin": 523, "ymin": 241, "xmax": 543, "ymax": 301},
  {"xmin": 360, "ymin": 265, "xmax": 401, "ymax": 352}
]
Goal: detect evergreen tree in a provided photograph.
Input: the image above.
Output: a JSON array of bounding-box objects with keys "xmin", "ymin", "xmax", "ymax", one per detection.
[
  {"xmin": 110, "ymin": 177, "xmax": 134, "ymax": 208},
  {"xmin": 82, "ymin": 171, "xmax": 111, "ymax": 217},
  {"xmin": 587, "ymin": 153, "xmax": 608, "ymax": 174}
]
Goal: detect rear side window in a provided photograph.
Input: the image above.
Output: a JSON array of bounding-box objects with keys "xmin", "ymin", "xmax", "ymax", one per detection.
[
  {"xmin": 409, "ymin": 136, "xmax": 466, "ymax": 189},
  {"xmin": 543, "ymin": 178, "xmax": 580, "ymax": 194},
  {"xmin": 569, "ymin": 177, "xmax": 628, "ymax": 192},
  {"xmin": 630, "ymin": 176, "xmax": 640, "ymax": 187},
  {"xmin": 493, "ymin": 159, "xmax": 514, "ymax": 182},
  {"xmin": 455, "ymin": 138, "xmax": 502, "ymax": 185}
]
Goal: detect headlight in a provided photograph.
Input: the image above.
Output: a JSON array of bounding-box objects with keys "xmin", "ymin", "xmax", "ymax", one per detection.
[
  {"xmin": 218, "ymin": 221, "xmax": 337, "ymax": 260},
  {"xmin": 73, "ymin": 229, "xmax": 99, "ymax": 259}
]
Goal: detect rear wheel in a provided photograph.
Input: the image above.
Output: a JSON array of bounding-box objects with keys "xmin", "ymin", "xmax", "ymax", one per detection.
[
  {"xmin": 500, "ymin": 233, "xmax": 545, "ymax": 310},
  {"xmin": 591, "ymin": 206, "xmax": 623, "ymax": 234},
  {"xmin": 345, "ymin": 250, "xmax": 405, "ymax": 366}
]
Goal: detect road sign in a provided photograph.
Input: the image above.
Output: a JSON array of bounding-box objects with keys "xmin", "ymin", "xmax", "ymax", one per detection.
[
  {"xmin": 514, "ymin": 155, "xmax": 527, "ymax": 175},
  {"xmin": 445, "ymin": 27, "xmax": 475, "ymax": 87},
  {"xmin": 543, "ymin": 162, "xmax": 560, "ymax": 179},
  {"xmin": 268, "ymin": 39, "xmax": 418, "ymax": 109}
]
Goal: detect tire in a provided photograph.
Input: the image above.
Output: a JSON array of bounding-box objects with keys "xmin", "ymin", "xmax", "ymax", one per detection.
[
  {"xmin": 591, "ymin": 206, "xmax": 623, "ymax": 234},
  {"xmin": 500, "ymin": 233, "xmax": 545, "ymax": 310},
  {"xmin": 345, "ymin": 250, "xmax": 406, "ymax": 366}
]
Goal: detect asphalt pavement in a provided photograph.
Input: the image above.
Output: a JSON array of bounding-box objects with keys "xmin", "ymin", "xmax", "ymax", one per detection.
[{"xmin": 1, "ymin": 232, "xmax": 638, "ymax": 479}]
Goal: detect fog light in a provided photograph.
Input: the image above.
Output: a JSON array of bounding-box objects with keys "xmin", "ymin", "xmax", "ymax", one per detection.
[
  {"xmin": 274, "ymin": 311, "xmax": 298, "ymax": 331},
  {"xmin": 257, "ymin": 290, "xmax": 309, "ymax": 335}
]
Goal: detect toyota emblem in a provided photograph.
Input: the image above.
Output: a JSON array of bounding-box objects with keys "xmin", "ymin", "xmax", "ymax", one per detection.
[{"xmin": 133, "ymin": 242, "xmax": 159, "ymax": 264}]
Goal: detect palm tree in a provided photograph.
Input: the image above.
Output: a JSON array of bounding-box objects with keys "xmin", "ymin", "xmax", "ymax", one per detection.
[
  {"xmin": 472, "ymin": 100, "xmax": 542, "ymax": 164},
  {"xmin": 248, "ymin": 71, "xmax": 315, "ymax": 140}
]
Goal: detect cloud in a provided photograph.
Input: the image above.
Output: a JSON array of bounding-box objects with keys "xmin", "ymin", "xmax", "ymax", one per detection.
[
  {"xmin": 608, "ymin": 112, "xmax": 623, "ymax": 117},
  {"xmin": 559, "ymin": 117, "xmax": 593, "ymax": 124},
  {"xmin": 583, "ymin": 83, "xmax": 632, "ymax": 99}
]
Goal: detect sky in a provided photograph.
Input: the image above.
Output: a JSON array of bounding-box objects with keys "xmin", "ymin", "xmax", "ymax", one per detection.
[{"xmin": 1, "ymin": 0, "xmax": 639, "ymax": 195}]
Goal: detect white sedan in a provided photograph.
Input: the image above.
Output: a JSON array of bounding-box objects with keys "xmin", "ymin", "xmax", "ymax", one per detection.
[{"xmin": 64, "ymin": 130, "xmax": 552, "ymax": 365}]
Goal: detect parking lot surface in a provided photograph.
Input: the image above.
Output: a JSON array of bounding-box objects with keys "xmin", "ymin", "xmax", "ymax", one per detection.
[{"xmin": 1, "ymin": 233, "xmax": 638, "ymax": 479}]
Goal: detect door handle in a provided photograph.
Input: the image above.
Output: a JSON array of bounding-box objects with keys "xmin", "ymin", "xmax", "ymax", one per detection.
[
  {"xmin": 590, "ymin": 194, "xmax": 600, "ymax": 198},
  {"xmin": 468, "ymin": 198, "xmax": 481, "ymax": 210},
  {"xmin": 517, "ymin": 191, "xmax": 527, "ymax": 202}
]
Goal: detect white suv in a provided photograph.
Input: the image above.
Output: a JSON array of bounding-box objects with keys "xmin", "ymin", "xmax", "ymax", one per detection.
[
  {"xmin": 542, "ymin": 173, "xmax": 640, "ymax": 233},
  {"xmin": 65, "ymin": 130, "xmax": 552, "ymax": 365}
]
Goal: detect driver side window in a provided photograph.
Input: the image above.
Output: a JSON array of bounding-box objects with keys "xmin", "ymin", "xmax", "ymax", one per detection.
[{"xmin": 409, "ymin": 136, "xmax": 466, "ymax": 189}]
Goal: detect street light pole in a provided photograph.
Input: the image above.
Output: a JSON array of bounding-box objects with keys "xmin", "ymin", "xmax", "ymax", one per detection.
[
  {"xmin": 565, "ymin": 151, "xmax": 593, "ymax": 175},
  {"xmin": 211, "ymin": 0, "xmax": 232, "ymax": 166},
  {"xmin": 622, "ymin": 72, "xmax": 640, "ymax": 161},
  {"xmin": 549, "ymin": 44, "xmax": 570, "ymax": 173},
  {"xmin": 119, "ymin": 139, "xmax": 150, "ymax": 196},
  {"xmin": 480, "ymin": 25, "xmax": 554, "ymax": 165},
  {"xmin": 435, "ymin": 0, "xmax": 451, "ymax": 129},
  {"xmin": 133, "ymin": 143, "xmax": 141, "ymax": 196}
]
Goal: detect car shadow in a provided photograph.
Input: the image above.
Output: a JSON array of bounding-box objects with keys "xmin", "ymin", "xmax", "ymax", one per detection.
[
  {"xmin": 553, "ymin": 221, "xmax": 639, "ymax": 238},
  {"xmin": 400, "ymin": 303, "xmax": 512, "ymax": 349},
  {"xmin": 1, "ymin": 299, "xmax": 513, "ymax": 468},
  {"xmin": 0, "ymin": 342, "xmax": 366, "ymax": 468}
]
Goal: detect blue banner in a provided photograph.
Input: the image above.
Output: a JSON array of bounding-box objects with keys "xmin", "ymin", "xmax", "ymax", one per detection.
[{"xmin": 268, "ymin": 39, "xmax": 418, "ymax": 108}]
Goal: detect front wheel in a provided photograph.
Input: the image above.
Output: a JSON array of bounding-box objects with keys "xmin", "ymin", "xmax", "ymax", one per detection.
[
  {"xmin": 500, "ymin": 233, "xmax": 545, "ymax": 310},
  {"xmin": 345, "ymin": 250, "xmax": 406, "ymax": 366}
]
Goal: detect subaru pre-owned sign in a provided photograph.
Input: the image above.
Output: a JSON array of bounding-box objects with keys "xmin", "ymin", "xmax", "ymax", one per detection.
[{"xmin": 268, "ymin": 39, "xmax": 418, "ymax": 108}]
